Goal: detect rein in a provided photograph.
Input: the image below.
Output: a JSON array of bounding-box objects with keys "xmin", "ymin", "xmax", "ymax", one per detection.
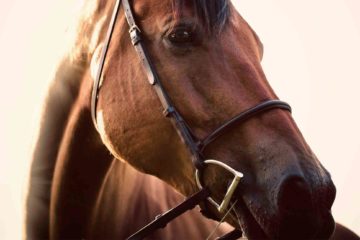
[{"xmin": 90, "ymin": 0, "xmax": 292, "ymax": 239}]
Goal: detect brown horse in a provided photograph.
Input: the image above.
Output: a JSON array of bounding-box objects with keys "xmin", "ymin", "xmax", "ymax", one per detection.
[{"xmin": 26, "ymin": 0, "xmax": 359, "ymax": 239}]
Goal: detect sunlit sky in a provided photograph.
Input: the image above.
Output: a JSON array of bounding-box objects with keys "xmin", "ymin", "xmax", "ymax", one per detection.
[{"xmin": 0, "ymin": 0, "xmax": 359, "ymax": 239}]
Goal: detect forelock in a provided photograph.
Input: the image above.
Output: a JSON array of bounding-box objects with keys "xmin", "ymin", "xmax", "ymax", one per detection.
[{"xmin": 171, "ymin": 0, "xmax": 230, "ymax": 32}]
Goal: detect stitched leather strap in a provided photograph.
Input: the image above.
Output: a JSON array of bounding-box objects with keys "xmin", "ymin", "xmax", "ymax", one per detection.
[
  {"xmin": 126, "ymin": 188, "xmax": 211, "ymax": 240},
  {"xmin": 122, "ymin": 0, "xmax": 205, "ymax": 170}
]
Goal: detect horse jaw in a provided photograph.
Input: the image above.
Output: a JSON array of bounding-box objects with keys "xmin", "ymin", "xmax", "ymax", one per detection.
[{"xmin": 96, "ymin": 111, "xmax": 126, "ymax": 163}]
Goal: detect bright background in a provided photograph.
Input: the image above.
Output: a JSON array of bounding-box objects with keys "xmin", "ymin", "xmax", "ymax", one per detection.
[{"xmin": 0, "ymin": 0, "xmax": 359, "ymax": 239}]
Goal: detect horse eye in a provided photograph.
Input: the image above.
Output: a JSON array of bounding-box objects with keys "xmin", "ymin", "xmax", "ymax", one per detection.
[{"xmin": 168, "ymin": 28, "xmax": 193, "ymax": 44}]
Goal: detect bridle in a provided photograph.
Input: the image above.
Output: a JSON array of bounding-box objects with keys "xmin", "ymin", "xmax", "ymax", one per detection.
[{"xmin": 90, "ymin": 0, "xmax": 292, "ymax": 239}]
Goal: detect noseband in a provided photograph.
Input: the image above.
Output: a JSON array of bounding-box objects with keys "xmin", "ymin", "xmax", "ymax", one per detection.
[{"xmin": 91, "ymin": 0, "xmax": 292, "ymax": 239}]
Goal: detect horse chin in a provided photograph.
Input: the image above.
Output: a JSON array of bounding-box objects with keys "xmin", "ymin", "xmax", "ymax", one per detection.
[
  {"xmin": 232, "ymin": 200, "xmax": 269, "ymax": 240},
  {"xmin": 312, "ymin": 211, "xmax": 336, "ymax": 239},
  {"xmin": 230, "ymin": 200, "xmax": 336, "ymax": 240}
]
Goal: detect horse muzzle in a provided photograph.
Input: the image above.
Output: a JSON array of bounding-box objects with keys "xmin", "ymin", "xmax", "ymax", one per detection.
[{"xmin": 196, "ymin": 158, "xmax": 336, "ymax": 240}]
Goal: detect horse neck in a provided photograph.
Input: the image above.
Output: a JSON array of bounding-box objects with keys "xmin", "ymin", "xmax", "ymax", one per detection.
[
  {"xmin": 90, "ymin": 160, "xmax": 182, "ymax": 238},
  {"xmin": 90, "ymin": 160, "xmax": 232, "ymax": 239},
  {"xmin": 26, "ymin": 55, "xmax": 89, "ymax": 238}
]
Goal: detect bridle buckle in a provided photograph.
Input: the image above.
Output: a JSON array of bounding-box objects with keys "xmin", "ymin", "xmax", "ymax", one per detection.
[
  {"xmin": 129, "ymin": 25, "xmax": 141, "ymax": 45},
  {"xmin": 195, "ymin": 160, "xmax": 243, "ymax": 213}
]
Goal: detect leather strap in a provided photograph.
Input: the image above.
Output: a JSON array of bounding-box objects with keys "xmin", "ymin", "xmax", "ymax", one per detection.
[
  {"xmin": 126, "ymin": 188, "xmax": 211, "ymax": 240},
  {"xmin": 122, "ymin": 0, "xmax": 205, "ymax": 170},
  {"xmin": 91, "ymin": 0, "xmax": 122, "ymax": 130},
  {"xmin": 199, "ymin": 100, "xmax": 292, "ymax": 152}
]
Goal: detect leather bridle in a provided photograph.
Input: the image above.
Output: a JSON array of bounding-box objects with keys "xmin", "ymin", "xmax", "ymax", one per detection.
[{"xmin": 90, "ymin": 0, "xmax": 292, "ymax": 239}]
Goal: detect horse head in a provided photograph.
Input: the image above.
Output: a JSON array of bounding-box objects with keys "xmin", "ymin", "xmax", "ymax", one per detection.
[{"xmin": 92, "ymin": 0, "xmax": 336, "ymax": 239}]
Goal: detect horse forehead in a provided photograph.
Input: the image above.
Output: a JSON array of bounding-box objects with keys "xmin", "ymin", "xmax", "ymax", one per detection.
[
  {"xmin": 129, "ymin": 1, "xmax": 250, "ymax": 40},
  {"xmin": 133, "ymin": 0, "xmax": 173, "ymax": 20}
]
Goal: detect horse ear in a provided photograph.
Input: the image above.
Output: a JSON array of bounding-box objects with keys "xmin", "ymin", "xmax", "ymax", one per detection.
[{"xmin": 90, "ymin": 42, "xmax": 104, "ymax": 82}]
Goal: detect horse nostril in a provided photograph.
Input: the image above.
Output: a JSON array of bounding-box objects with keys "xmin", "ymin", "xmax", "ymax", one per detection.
[{"xmin": 277, "ymin": 176, "xmax": 313, "ymax": 214}]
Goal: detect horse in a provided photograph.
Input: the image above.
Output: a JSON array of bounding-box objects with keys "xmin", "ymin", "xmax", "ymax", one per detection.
[{"xmin": 25, "ymin": 0, "xmax": 359, "ymax": 239}]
